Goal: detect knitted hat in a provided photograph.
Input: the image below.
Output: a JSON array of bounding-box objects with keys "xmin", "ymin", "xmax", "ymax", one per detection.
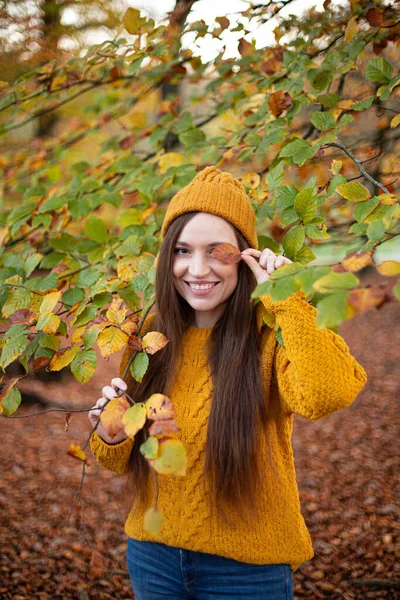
[{"xmin": 160, "ymin": 166, "xmax": 258, "ymax": 249}]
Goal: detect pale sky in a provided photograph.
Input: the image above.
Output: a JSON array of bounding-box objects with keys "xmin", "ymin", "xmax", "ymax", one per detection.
[{"xmin": 72, "ymin": 0, "xmax": 336, "ymax": 61}]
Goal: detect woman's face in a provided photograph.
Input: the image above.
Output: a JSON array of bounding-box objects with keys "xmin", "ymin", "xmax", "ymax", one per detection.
[{"xmin": 173, "ymin": 212, "xmax": 240, "ymax": 328}]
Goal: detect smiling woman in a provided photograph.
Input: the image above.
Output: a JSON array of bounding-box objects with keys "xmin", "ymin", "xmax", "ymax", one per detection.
[{"xmin": 90, "ymin": 166, "xmax": 367, "ymax": 600}]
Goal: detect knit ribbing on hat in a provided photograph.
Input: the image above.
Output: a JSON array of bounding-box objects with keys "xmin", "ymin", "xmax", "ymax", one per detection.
[{"xmin": 160, "ymin": 166, "xmax": 258, "ymax": 250}]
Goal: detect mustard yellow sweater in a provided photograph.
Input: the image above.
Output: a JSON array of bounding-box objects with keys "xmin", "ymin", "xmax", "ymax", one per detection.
[{"xmin": 90, "ymin": 291, "xmax": 367, "ymax": 571}]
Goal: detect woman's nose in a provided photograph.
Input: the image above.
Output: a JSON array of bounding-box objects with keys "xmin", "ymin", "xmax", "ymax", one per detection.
[{"xmin": 188, "ymin": 253, "xmax": 211, "ymax": 277}]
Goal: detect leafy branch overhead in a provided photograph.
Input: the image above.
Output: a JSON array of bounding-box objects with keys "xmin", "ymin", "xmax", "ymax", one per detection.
[{"xmin": 0, "ymin": 2, "xmax": 399, "ymax": 448}]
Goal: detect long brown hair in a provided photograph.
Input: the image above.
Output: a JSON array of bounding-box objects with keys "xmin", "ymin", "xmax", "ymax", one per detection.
[{"xmin": 125, "ymin": 211, "xmax": 272, "ymax": 522}]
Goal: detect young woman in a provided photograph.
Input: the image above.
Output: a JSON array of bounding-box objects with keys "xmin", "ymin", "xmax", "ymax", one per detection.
[{"xmin": 89, "ymin": 166, "xmax": 367, "ymax": 600}]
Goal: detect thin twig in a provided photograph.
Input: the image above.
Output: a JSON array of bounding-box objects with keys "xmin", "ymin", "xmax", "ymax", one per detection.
[{"xmin": 324, "ymin": 142, "xmax": 390, "ymax": 194}]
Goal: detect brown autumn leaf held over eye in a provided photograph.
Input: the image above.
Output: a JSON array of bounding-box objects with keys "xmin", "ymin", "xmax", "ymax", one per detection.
[{"xmin": 210, "ymin": 243, "xmax": 242, "ymax": 264}]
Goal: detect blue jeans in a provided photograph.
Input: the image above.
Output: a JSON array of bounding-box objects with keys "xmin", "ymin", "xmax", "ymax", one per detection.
[{"xmin": 126, "ymin": 537, "xmax": 294, "ymax": 599}]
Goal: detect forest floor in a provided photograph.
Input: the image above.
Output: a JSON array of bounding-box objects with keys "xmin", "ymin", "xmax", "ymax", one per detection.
[{"xmin": 0, "ymin": 272, "xmax": 399, "ymax": 599}]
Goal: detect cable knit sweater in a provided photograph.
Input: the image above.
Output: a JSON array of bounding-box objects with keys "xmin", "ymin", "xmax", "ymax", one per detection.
[{"xmin": 90, "ymin": 290, "xmax": 367, "ymax": 571}]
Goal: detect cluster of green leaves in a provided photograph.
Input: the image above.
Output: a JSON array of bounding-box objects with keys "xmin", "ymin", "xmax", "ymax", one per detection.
[{"xmin": 0, "ymin": 1, "xmax": 399, "ymax": 415}]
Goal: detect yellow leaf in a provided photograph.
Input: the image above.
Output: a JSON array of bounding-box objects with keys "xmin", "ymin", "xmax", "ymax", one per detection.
[
  {"xmin": 146, "ymin": 394, "xmax": 177, "ymax": 421},
  {"xmin": 242, "ymin": 172, "xmax": 260, "ymax": 189},
  {"xmin": 106, "ymin": 297, "xmax": 127, "ymax": 326},
  {"xmin": 142, "ymin": 331, "xmax": 170, "ymax": 355},
  {"xmin": 336, "ymin": 182, "xmax": 370, "ymax": 201},
  {"xmin": 123, "ymin": 7, "xmax": 145, "ymax": 35},
  {"xmin": 337, "ymin": 100, "xmax": 354, "ymax": 110},
  {"xmin": 40, "ymin": 291, "xmax": 61, "ymax": 314},
  {"xmin": 158, "ymin": 152, "xmax": 184, "ymax": 173},
  {"xmin": 121, "ymin": 321, "xmax": 138, "ymax": 335},
  {"xmin": 148, "ymin": 438, "xmax": 187, "ymax": 476},
  {"xmin": 329, "ymin": 160, "xmax": 342, "ymax": 175},
  {"xmin": 390, "ymin": 114, "xmax": 400, "ymax": 129},
  {"xmin": 143, "ymin": 507, "xmax": 164, "ymax": 535},
  {"xmin": 67, "ymin": 443, "xmax": 88, "ymax": 465},
  {"xmin": 117, "ymin": 256, "xmax": 136, "ymax": 282},
  {"xmin": 377, "ymin": 261, "xmax": 400, "ymax": 276},
  {"xmin": 130, "ymin": 111, "xmax": 147, "ymax": 127},
  {"xmin": 49, "ymin": 346, "xmax": 81, "ymax": 371},
  {"xmin": 100, "ymin": 397, "xmax": 130, "ymax": 439},
  {"xmin": 377, "ymin": 193, "xmax": 398, "ymax": 206},
  {"xmin": 72, "ymin": 325, "xmax": 86, "ymax": 345},
  {"xmin": 342, "ymin": 251, "xmax": 374, "ymax": 273},
  {"xmin": 347, "ymin": 287, "xmax": 386, "ymax": 312},
  {"xmin": 345, "ymin": 16, "xmax": 357, "ymax": 42},
  {"xmin": 97, "ymin": 327, "xmax": 129, "ymax": 358},
  {"xmin": 122, "ymin": 403, "xmax": 147, "ymax": 438},
  {"xmin": 42, "ymin": 313, "xmax": 60, "ymax": 334}
]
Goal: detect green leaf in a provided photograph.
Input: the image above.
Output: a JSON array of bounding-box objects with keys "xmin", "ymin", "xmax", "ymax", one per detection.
[
  {"xmin": 304, "ymin": 223, "xmax": 330, "ymax": 239},
  {"xmin": 365, "ymin": 58, "xmax": 394, "ymax": 84},
  {"xmin": 336, "ymin": 182, "xmax": 370, "ymax": 201},
  {"xmin": 327, "ymin": 174, "xmax": 347, "ymax": 196},
  {"xmin": 294, "ymin": 188, "xmax": 318, "ymax": 223},
  {"xmin": 268, "ymin": 277, "xmax": 300, "ymax": 302},
  {"xmin": 71, "ymin": 349, "xmax": 97, "ymax": 383},
  {"xmin": 37, "ymin": 332, "xmax": 61, "ymax": 350},
  {"xmin": 0, "ymin": 328, "xmax": 29, "ymax": 370},
  {"xmin": 1, "ymin": 287, "xmax": 32, "ymax": 319},
  {"xmin": 24, "ymin": 254, "xmax": 42, "ymax": 278},
  {"xmin": 279, "ymin": 139, "xmax": 317, "ymax": 166},
  {"xmin": 275, "ymin": 327, "xmax": 285, "ymax": 347},
  {"xmin": 294, "ymin": 246, "xmax": 317, "ymax": 265},
  {"xmin": 130, "ymin": 352, "xmax": 149, "ymax": 383},
  {"xmin": 353, "ymin": 197, "xmax": 380, "ymax": 222},
  {"xmin": 85, "ymin": 216, "xmax": 109, "ymax": 243},
  {"xmin": 310, "ymin": 112, "xmax": 336, "ymax": 131},
  {"xmin": 294, "ymin": 266, "xmax": 331, "ymax": 296},
  {"xmin": 352, "ymin": 96, "xmax": 374, "ymax": 111},
  {"xmin": 140, "ymin": 436, "xmax": 159, "ymax": 459},
  {"xmin": 116, "ymin": 235, "xmax": 142, "ymax": 257},
  {"xmin": 367, "ymin": 220, "xmax": 385, "ymax": 242},
  {"xmin": 1, "ymin": 388, "xmax": 22, "ymax": 416},
  {"xmin": 275, "ymin": 185, "xmax": 298, "ymax": 209},
  {"xmin": 317, "ymin": 93, "xmax": 340, "ymax": 107},
  {"xmin": 282, "ymin": 225, "xmax": 305, "ymax": 259},
  {"xmin": 76, "ymin": 268, "xmax": 103, "ymax": 288},
  {"xmin": 315, "ymin": 291, "xmax": 350, "ymax": 329},
  {"xmin": 62, "ymin": 287, "xmax": 85, "ymax": 307},
  {"xmin": 393, "ymin": 283, "xmax": 400, "ymax": 301},
  {"xmin": 313, "ymin": 271, "xmax": 359, "ymax": 293},
  {"xmin": 265, "ymin": 162, "xmax": 284, "ymax": 190}
]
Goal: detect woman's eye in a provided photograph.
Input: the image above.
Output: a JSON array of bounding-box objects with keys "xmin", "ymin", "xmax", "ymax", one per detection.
[{"xmin": 174, "ymin": 248, "xmax": 187, "ymax": 255}]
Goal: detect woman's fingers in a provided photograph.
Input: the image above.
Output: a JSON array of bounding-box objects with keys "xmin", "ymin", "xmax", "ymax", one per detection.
[
  {"xmin": 102, "ymin": 385, "xmax": 118, "ymax": 400},
  {"xmin": 111, "ymin": 377, "xmax": 127, "ymax": 395}
]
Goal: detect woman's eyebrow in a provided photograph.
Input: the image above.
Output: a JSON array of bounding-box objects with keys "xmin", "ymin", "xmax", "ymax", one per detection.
[{"xmin": 175, "ymin": 241, "xmax": 224, "ymax": 247}]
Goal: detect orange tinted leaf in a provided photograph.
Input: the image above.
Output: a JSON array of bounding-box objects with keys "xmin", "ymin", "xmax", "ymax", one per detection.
[
  {"xmin": 67, "ymin": 443, "xmax": 88, "ymax": 465},
  {"xmin": 33, "ymin": 356, "xmax": 51, "ymax": 371},
  {"xmin": 9, "ymin": 309, "xmax": 35, "ymax": 325},
  {"xmin": 128, "ymin": 335, "xmax": 143, "ymax": 351},
  {"xmin": 148, "ymin": 419, "xmax": 180, "ymax": 436},
  {"xmin": 238, "ymin": 38, "xmax": 253, "ymax": 56},
  {"xmin": 121, "ymin": 321, "xmax": 138, "ymax": 335},
  {"xmin": 122, "ymin": 402, "xmax": 147, "ymax": 438},
  {"xmin": 146, "ymin": 394, "xmax": 177, "ymax": 421},
  {"xmin": 216, "ymin": 16, "xmax": 229, "ymax": 30},
  {"xmin": 0, "ymin": 377, "xmax": 22, "ymax": 401},
  {"xmin": 347, "ymin": 287, "xmax": 386, "ymax": 312},
  {"xmin": 366, "ymin": 8, "xmax": 382, "ymax": 27},
  {"xmin": 345, "ymin": 16, "xmax": 357, "ymax": 42},
  {"xmin": 100, "ymin": 397, "xmax": 130, "ymax": 439},
  {"xmin": 142, "ymin": 332, "xmax": 169, "ymax": 355},
  {"xmin": 64, "ymin": 412, "xmax": 73, "ymax": 432},
  {"xmin": 377, "ymin": 261, "xmax": 400, "ymax": 276},
  {"xmin": 342, "ymin": 250, "xmax": 374, "ymax": 272},
  {"xmin": 210, "ymin": 243, "xmax": 241, "ymax": 264},
  {"xmin": 268, "ymin": 90, "xmax": 293, "ymax": 117},
  {"xmin": 377, "ymin": 193, "xmax": 398, "ymax": 206}
]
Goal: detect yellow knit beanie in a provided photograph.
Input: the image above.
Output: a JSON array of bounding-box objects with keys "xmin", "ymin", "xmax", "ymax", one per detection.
[{"xmin": 160, "ymin": 166, "xmax": 258, "ymax": 249}]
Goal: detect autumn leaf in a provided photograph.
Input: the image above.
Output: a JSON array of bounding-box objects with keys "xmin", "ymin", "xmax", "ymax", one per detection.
[
  {"xmin": 377, "ymin": 261, "xmax": 400, "ymax": 277},
  {"xmin": 347, "ymin": 287, "xmax": 386, "ymax": 312},
  {"xmin": 67, "ymin": 443, "xmax": 88, "ymax": 465},
  {"xmin": 100, "ymin": 397, "xmax": 130, "ymax": 439},
  {"xmin": 39, "ymin": 291, "xmax": 61, "ymax": 314},
  {"xmin": 145, "ymin": 394, "xmax": 177, "ymax": 421},
  {"xmin": 0, "ymin": 377, "xmax": 22, "ymax": 401},
  {"xmin": 268, "ymin": 90, "xmax": 293, "ymax": 118},
  {"xmin": 342, "ymin": 250, "xmax": 375, "ymax": 272},
  {"xmin": 105, "ymin": 297, "xmax": 127, "ymax": 326},
  {"xmin": 148, "ymin": 419, "xmax": 180, "ymax": 436},
  {"xmin": 242, "ymin": 172, "xmax": 260, "ymax": 189},
  {"xmin": 8, "ymin": 309, "xmax": 35, "ymax": 325},
  {"xmin": 141, "ymin": 332, "xmax": 169, "ymax": 355},
  {"xmin": 121, "ymin": 402, "xmax": 147, "ymax": 438},
  {"xmin": 33, "ymin": 356, "xmax": 51, "ymax": 371},
  {"xmin": 336, "ymin": 182, "xmax": 370, "ymax": 201},
  {"xmin": 143, "ymin": 507, "xmax": 163, "ymax": 535},
  {"xmin": 210, "ymin": 243, "xmax": 241, "ymax": 263},
  {"xmin": 97, "ymin": 327, "xmax": 129, "ymax": 358},
  {"xmin": 148, "ymin": 438, "xmax": 187, "ymax": 476},
  {"xmin": 158, "ymin": 152, "xmax": 184, "ymax": 173},
  {"xmin": 64, "ymin": 413, "xmax": 73, "ymax": 432},
  {"xmin": 49, "ymin": 346, "xmax": 81, "ymax": 371}
]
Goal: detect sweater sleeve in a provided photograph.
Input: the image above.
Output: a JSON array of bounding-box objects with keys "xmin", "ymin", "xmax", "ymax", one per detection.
[
  {"xmin": 89, "ymin": 431, "xmax": 134, "ymax": 474},
  {"xmin": 89, "ymin": 311, "xmax": 157, "ymax": 472},
  {"xmin": 260, "ymin": 290, "xmax": 368, "ymax": 421}
]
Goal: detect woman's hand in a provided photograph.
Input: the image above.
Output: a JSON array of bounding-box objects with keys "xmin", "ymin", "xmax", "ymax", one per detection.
[
  {"xmin": 89, "ymin": 377, "xmax": 128, "ymax": 445},
  {"xmin": 240, "ymin": 248, "xmax": 292, "ymax": 285}
]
